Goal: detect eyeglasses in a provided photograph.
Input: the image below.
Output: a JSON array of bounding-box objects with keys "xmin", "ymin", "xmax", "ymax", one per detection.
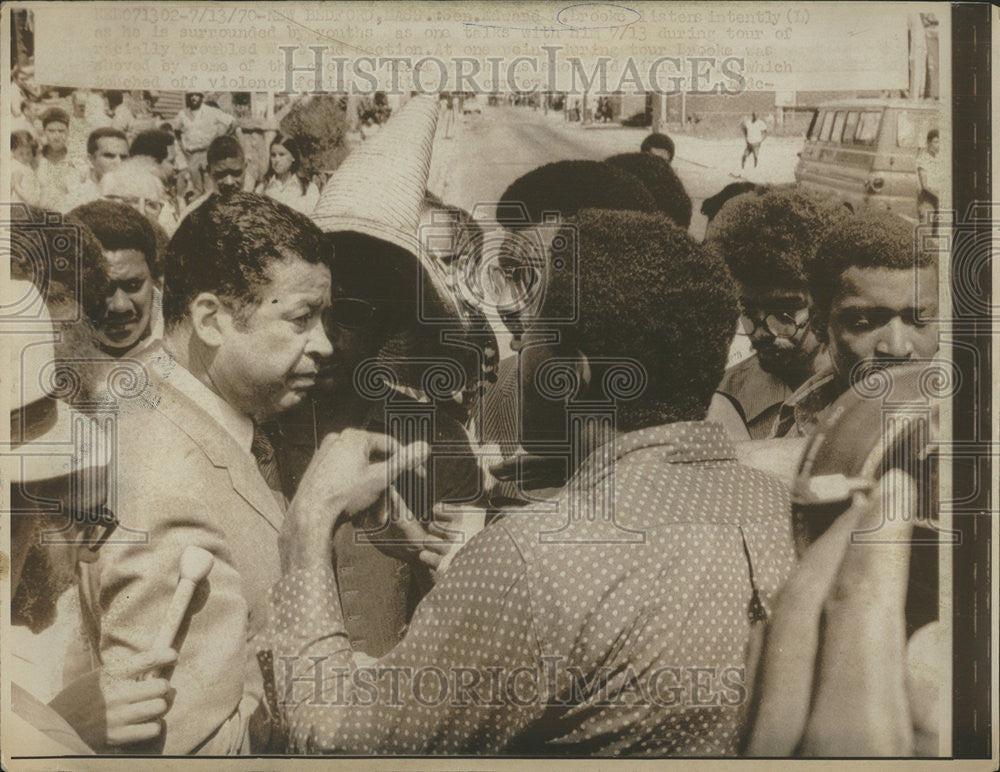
[
  {"xmin": 738, "ymin": 308, "xmax": 811, "ymax": 338},
  {"xmin": 104, "ymin": 194, "xmax": 165, "ymax": 219},
  {"xmin": 69, "ymin": 503, "xmax": 119, "ymax": 552},
  {"xmin": 325, "ymin": 297, "xmax": 377, "ymax": 330}
]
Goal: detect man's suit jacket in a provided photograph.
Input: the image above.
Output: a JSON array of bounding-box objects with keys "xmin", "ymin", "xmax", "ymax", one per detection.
[{"xmin": 78, "ymin": 346, "xmax": 283, "ymax": 754}]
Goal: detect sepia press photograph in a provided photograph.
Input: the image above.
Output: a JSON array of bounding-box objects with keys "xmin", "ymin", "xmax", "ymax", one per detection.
[{"xmin": 0, "ymin": 1, "xmax": 994, "ymax": 768}]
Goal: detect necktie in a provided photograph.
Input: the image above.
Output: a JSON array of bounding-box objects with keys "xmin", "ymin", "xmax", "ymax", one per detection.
[{"xmin": 251, "ymin": 421, "xmax": 284, "ymax": 501}]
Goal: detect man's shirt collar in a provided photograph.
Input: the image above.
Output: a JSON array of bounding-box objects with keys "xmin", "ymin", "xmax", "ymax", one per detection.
[{"xmin": 162, "ymin": 355, "xmax": 254, "ymax": 455}]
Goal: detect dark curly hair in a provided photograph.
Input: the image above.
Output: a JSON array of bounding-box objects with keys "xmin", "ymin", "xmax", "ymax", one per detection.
[
  {"xmin": 545, "ymin": 208, "xmax": 738, "ymax": 431},
  {"xmin": 162, "ymin": 192, "xmax": 331, "ymax": 330},
  {"xmin": 67, "ymin": 199, "xmax": 160, "ymax": 277},
  {"xmin": 606, "ymin": 152, "xmax": 692, "ymax": 229},
  {"xmin": 706, "ymin": 186, "xmax": 845, "ymax": 289},
  {"xmin": 640, "ymin": 132, "xmax": 675, "ymax": 159},
  {"xmin": 130, "ymin": 129, "xmax": 175, "ymax": 164},
  {"xmin": 806, "ymin": 211, "xmax": 932, "ymax": 327},
  {"xmin": 497, "ymin": 160, "xmax": 657, "ymax": 225}
]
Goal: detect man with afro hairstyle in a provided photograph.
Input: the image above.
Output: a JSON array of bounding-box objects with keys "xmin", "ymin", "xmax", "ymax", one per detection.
[
  {"xmin": 606, "ymin": 151, "xmax": 693, "ymax": 230},
  {"xmin": 772, "ymin": 211, "xmax": 938, "ymax": 437},
  {"xmin": 705, "ymin": 187, "xmax": 843, "ymax": 440},
  {"xmin": 265, "ymin": 207, "xmax": 796, "ymax": 756},
  {"xmin": 478, "ymin": 160, "xmax": 658, "ymax": 474}
]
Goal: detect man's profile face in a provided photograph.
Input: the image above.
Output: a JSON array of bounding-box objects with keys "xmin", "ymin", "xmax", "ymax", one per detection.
[
  {"xmin": 44, "ymin": 121, "xmax": 68, "ymax": 152},
  {"xmin": 210, "ymin": 156, "xmax": 246, "ymax": 199},
  {"xmin": 90, "ymin": 136, "xmax": 128, "ymax": 180},
  {"xmin": 826, "ymin": 265, "xmax": 939, "ymax": 387},
  {"xmin": 185, "ymin": 92, "xmax": 204, "ymax": 110},
  {"xmin": 159, "ymin": 142, "xmax": 179, "ymax": 186},
  {"xmin": 92, "ymin": 248, "xmax": 154, "ymax": 355},
  {"xmin": 739, "ymin": 284, "xmax": 820, "ymax": 376},
  {"xmin": 212, "ymin": 256, "xmax": 333, "ymax": 418}
]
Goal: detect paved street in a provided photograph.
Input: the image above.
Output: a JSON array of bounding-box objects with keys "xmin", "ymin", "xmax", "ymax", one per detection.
[{"xmin": 429, "ymin": 105, "xmax": 803, "ymax": 240}]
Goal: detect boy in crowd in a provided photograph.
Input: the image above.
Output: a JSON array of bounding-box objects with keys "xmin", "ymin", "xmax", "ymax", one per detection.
[
  {"xmin": 37, "ymin": 107, "xmax": 86, "ymax": 211},
  {"xmin": 773, "ymin": 211, "xmax": 939, "ymax": 437}
]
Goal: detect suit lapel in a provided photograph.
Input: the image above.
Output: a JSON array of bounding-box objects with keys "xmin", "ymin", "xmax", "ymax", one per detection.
[{"xmin": 136, "ymin": 345, "xmax": 285, "ymax": 532}]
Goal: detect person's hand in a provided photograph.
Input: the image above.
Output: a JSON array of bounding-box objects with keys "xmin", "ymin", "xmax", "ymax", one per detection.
[
  {"xmin": 280, "ymin": 429, "xmax": 429, "ymax": 572},
  {"xmin": 359, "ymin": 485, "xmax": 448, "ymax": 563},
  {"xmin": 417, "ymin": 502, "xmax": 487, "ymax": 581},
  {"xmin": 745, "ymin": 469, "xmax": 940, "ymax": 756},
  {"xmin": 48, "ymin": 648, "xmax": 177, "ymax": 751}
]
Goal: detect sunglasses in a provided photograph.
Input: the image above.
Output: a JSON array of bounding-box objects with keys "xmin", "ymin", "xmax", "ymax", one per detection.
[
  {"xmin": 325, "ymin": 297, "xmax": 377, "ymax": 330},
  {"xmin": 69, "ymin": 503, "xmax": 119, "ymax": 552},
  {"xmin": 738, "ymin": 308, "xmax": 810, "ymax": 338}
]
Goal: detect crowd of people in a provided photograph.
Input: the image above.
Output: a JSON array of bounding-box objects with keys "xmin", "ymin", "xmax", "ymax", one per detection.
[
  {"xmin": 8, "ymin": 91, "xmax": 942, "ymax": 758},
  {"xmin": 8, "ymin": 75, "xmax": 331, "ymax": 231}
]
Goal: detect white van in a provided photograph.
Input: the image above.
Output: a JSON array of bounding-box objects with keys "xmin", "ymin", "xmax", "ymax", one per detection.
[{"xmin": 794, "ymin": 99, "xmax": 941, "ymax": 221}]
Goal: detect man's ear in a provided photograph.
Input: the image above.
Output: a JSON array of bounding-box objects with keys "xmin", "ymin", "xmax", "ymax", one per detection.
[{"xmin": 190, "ymin": 292, "xmax": 228, "ymax": 348}]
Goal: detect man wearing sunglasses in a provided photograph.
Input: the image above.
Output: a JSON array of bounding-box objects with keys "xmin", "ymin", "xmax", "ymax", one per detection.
[
  {"xmin": 772, "ymin": 211, "xmax": 939, "ymax": 438},
  {"xmin": 705, "ymin": 188, "xmax": 841, "ymax": 440},
  {"xmin": 5, "ymin": 277, "xmax": 176, "ymax": 755}
]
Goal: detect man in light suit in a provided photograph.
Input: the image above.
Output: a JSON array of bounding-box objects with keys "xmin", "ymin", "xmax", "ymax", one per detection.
[{"xmin": 75, "ymin": 192, "xmax": 371, "ymax": 753}]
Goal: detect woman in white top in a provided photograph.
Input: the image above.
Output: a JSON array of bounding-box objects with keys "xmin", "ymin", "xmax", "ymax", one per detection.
[{"xmin": 255, "ymin": 134, "xmax": 320, "ymax": 216}]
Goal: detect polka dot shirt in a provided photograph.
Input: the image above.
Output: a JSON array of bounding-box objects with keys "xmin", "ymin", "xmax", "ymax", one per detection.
[{"xmin": 266, "ymin": 421, "xmax": 796, "ymax": 755}]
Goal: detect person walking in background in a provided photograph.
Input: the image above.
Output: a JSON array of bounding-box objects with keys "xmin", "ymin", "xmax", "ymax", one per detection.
[
  {"xmin": 741, "ymin": 112, "xmax": 769, "ymax": 171},
  {"xmin": 106, "ymin": 90, "xmax": 136, "ymax": 140},
  {"xmin": 917, "ymin": 128, "xmax": 944, "ymax": 225},
  {"xmin": 172, "ymin": 91, "xmax": 235, "ymax": 197},
  {"xmin": 256, "ymin": 134, "xmax": 319, "ymax": 216},
  {"xmin": 66, "ymin": 90, "xmax": 107, "ymax": 161}
]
